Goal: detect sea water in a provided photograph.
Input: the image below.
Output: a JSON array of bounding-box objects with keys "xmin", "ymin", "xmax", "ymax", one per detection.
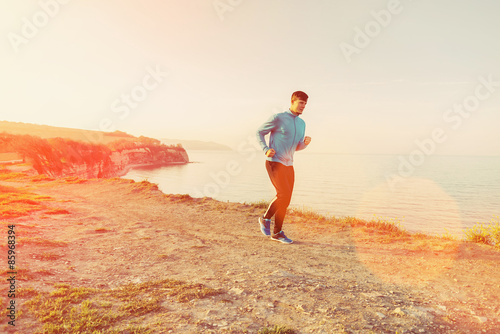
[{"xmin": 123, "ymin": 151, "xmax": 500, "ymax": 236}]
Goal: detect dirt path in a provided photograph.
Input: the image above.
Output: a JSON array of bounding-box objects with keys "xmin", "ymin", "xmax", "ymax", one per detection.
[{"xmin": 1, "ymin": 176, "xmax": 499, "ymax": 333}]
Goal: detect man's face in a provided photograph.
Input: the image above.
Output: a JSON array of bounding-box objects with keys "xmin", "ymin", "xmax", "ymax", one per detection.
[{"xmin": 290, "ymin": 99, "xmax": 307, "ymax": 115}]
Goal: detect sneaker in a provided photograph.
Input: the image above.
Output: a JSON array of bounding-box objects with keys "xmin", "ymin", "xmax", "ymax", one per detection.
[
  {"xmin": 271, "ymin": 231, "xmax": 293, "ymax": 244},
  {"xmin": 259, "ymin": 217, "xmax": 271, "ymax": 236}
]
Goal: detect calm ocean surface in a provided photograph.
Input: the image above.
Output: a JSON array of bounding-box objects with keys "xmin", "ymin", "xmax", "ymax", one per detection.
[{"xmin": 123, "ymin": 151, "xmax": 500, "ymax": 236}]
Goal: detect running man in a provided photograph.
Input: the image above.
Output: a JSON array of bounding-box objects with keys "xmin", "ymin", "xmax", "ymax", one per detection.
[{"xmin": 256, "ymin": 91, "xmax": 311, "ymax": 244}]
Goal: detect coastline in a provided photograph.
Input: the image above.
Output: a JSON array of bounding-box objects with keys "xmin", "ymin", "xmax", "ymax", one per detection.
[
  {"xmin": 116, "ymin": 161, "xmax": 190, "ymax": 178},
  {"xmin": 1, "ymin": 166, "xmax": 499, "ymax": 333},
  {"xmin": 137, "ymin": 151, "xmax": 500, "ymax": 237}
]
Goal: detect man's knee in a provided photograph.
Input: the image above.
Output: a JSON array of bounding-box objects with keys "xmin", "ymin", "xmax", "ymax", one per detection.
[{"xmin": 276, "ymin": 194, "xmax": 292, "ymax": 205}]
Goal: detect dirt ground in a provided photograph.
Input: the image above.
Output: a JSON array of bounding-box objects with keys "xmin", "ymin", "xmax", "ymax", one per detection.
[{"xmin": 0, "ymin": 168, "xmax": 499, "ymax": 333}]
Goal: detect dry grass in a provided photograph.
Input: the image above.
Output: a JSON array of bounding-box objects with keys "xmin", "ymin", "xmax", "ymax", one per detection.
[
  {"xmin": 0, "ymin": 181, "xmax": 74, "ymax": 219},
  {"xmin": 0, "ymin": 168, "xmax": 28, "ymax": 181},
  {"xmin": 44, "ymin": 208, "xmax": 70, "ymax": 215},
  {"xmin": 287, "ymin": 207, "xmax": 463, "ymax": 249},
  {"xmin": 0, "ymin": 268, "xmax": 36, "ymax": 280},
  {"xmin": 164, "ymin": 193, "xmax": 193, "ymax": 203},
  {"xmin": 258, "ymin": 325, "xmax": 297, "ymax": 334},
  {"xmin": 94, "ymin": 227, "xmax": 112, "ymax": 233},
  {"xmin": 33, "ymin": 252, "xmax": 62, "ymax": 261},
  {"xmin": 22, "ymin": 279, "xmax": 223, "ymax": 333},
  {"xmin": 18, "ymin": 237, "xmax": 68, "ymax": 248},
  {"xmin": 30, "ymin": 174, "xmax": 55, "ymax": 182},
  {"xmin": 107, "ymin": 278, "xmax": 222, "ymax": 303},
  {"xmin": 0, "ymin": 171, "xmax": 27, "ymax": 181},
  {"xmin": 130, "ymin": 180, "xmax": 159, "ymax": 194},
  {"xmin": 104, "ymin": 177, "xmax": 135, "ymax": 184},
  {"xmin": 288, "ymin": 206, "xmax": 331, "ymax": 223},
  {"xmin": 246, "ymin": 199, "xmax": 269, "ymax": 209},
  {"xmin": 0, "ymin": 185, "xmax": 53, "ymax": 219},
  {"xmin": 464, "ymin": 218, "xmax": 500, "ymax": 248},
  {"xmin": 59, "ymin": 176, "xmax": 87, "ymax": 184}
]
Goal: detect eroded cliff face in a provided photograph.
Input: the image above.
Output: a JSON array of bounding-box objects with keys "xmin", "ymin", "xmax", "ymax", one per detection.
[
  {"xmin": 28, "ymin": 147, "xmax": 189, "ymax": 179},
  {"xmin": 110, "ymin": 148, "xmax": 189, "ymax": 177},
  {"xmin": 2, "ymin": 132, "xmax": 189, "ymax": 179}
]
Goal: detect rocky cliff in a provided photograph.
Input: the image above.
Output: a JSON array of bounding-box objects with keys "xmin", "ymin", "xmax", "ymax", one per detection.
[{"xmin": 1, "ymin": 132, "xmax": 189, "ymax": 179}]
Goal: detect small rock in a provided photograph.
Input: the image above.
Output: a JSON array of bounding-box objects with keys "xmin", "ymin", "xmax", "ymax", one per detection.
[
  {"xmin": 392, "ymin": 308, "xmax": 406, "ymax": 317},
  {"xmin": 475, "ymin": 316, "xmax": 488, "ymax": 323},
  {"xmin": 229, "ymin": 287, "xmax": 244, "ymax": 295},
  {"xmin": 205, "ymin": 310, "xmax": 216, "ymax": 316},
  {"xmin": 296, "ymin": 304, "xmax": 306, "ymax": 312},
  {"xmin": 375, "ymin": 312, "xmax": 386, "ymax": 319},
  {"xmin": 309, "ymin": 284, "xmax": 324, "ymax": 292},
  {"xmin": 361, "ymin": 292, "xmax": 383, "ymax": 299}
]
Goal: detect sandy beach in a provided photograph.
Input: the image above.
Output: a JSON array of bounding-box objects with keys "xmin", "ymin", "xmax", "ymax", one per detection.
[{"xmin": 1, "ymin": 165, "xmax": 499, "ymax": 333}]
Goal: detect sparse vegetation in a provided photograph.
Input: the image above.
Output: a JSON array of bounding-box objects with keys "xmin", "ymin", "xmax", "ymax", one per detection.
[
  {"xmin": 258, "ymin": 325, "xmax": 296, "ymax": 334},
  {"xmin": 0, "ymin": 185, "xmax": 53, "ymax": 218},
  {"xmin": 95, "ymin": 227, "xmax": 112, "ymax": 233},
  {"xmin": 287, "ymin": 207, "xmax": 409, "ymax": 240},
  {"xmin": 0, "ymin": 268, "xmax": 36, "ymax": 280},
  {"xmin": 465, "ymin": 218, "xmax": 500, "ymax": 247},
  {"xmin": 34, "ymin": 252, "xmax": 62, "ymax": 261},
  {"xmin": 17, "ymin": 287, "xmax": 39, "ymax": 298},
  {"xmin": 246, "ymin": 199, "xmax": 269, "ymax": 209},
  {"xmin": 60, "ymin": 176, "xmax": 87, "ymax": 184},
  {"xmin": 22, "ymin": 279, "xmax": 223, "ymax": 333},
  {"xmin": 18, "ymin": 237, "xmax": 68, "ymax": 247},
  {"xmin": 0, "ymin": 170, "xmax": 27, "ymax": 181},
  {"xmin": 44, "ymin": 208, "xmax": 70, "ymax": 215},
  {"xmin": 107, "ymin": 279, "xmax": 222, "ymax": 303},
  {"xmin": 288, "ymin": 206, "xmax": 331, "ymax": 222},
  {"xmin": 164, "ymin": 193, "xmax": 193, "ymax": 202},
  {"xmin": 131, "ymin": 180, "xmax": 159, "ymax": 193},
  {"xmin": 30, "ymin": 174, "xmax": 55, "ymax": 182}
]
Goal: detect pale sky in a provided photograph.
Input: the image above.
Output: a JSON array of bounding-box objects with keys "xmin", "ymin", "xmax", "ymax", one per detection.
[{"xmin": 1, "ymin": 0, "xmax": 499, "ymax": 155}]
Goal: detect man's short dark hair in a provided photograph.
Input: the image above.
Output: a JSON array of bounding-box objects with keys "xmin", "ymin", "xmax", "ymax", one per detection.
[{"xmin": 291, "ymin": 91, "xmax": 308, "ymax": 103}]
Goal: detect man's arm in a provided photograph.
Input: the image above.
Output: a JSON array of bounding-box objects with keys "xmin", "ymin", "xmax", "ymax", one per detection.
[{"xmin": 256, "ymin": 114, "xmax": 277, "ymax": 154}]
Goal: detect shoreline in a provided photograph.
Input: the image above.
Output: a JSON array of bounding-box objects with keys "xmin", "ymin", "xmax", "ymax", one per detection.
[
  {"xmin": 119, "ymin": 151, "xmax": 498, "ymax": 239},
  {"xmin": 116, "ymin": 161, "xmax": 189, "ymax": 177}
]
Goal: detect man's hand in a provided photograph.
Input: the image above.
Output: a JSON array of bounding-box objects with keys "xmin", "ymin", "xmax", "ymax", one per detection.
[
  {"xmin": 304, "ymin": 136, "xmax": 311, "ymax": 145},
  {"xmin": 266, "ymin": 148, "xmax": 276, "ymax": 157}
]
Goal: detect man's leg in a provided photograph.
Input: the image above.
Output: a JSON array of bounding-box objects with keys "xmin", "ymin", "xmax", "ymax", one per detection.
[{"xmin": 263, "ymin": 161, "xmax": 295, "ymax": 234}]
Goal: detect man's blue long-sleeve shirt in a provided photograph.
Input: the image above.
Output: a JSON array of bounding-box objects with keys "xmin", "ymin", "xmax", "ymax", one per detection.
[{"xmin": 256, "ymin": 110, "xmax": 307, "ymax": 166}]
